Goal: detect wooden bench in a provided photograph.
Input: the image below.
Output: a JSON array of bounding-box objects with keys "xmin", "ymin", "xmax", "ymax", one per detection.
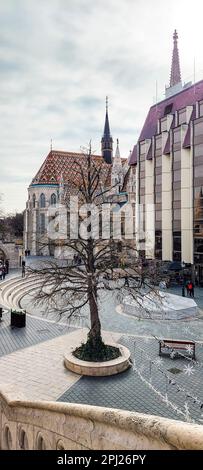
[{"xmin": 159, "ymin": 338, "xmax": 196, "ymax": 359}]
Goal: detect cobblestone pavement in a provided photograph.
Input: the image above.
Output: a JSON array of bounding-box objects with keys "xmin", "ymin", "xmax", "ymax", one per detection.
[
  {"xmin": 0, "ymin": 311, "xmax": 74, "ymax": 357},
  {"xmin": 1, "ymin": 263, "xmax": 203, "ymax": 422},
  {"xmin": 20, "ymin": 287, "xmax": 203, "ymax": 423},
  {"xmin": 58, "ymin": 335, "xmax": 203, "ymax": 424}
]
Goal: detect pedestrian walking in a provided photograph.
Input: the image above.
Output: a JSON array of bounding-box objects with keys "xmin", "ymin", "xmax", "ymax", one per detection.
[
  {"xmin": 187, "ymin": 281, "xmax": 194, "ymax": 298},
  {"xmin": 2, "ymin": 265, "xmax": 6, "ymax": 280},
  {"xmin": 22, "ymin": 260, "xmax": 26, "ymax": 278},
  {"xmin": 5, "ymin": 259, "xmax": 9, "ymax": 274}
]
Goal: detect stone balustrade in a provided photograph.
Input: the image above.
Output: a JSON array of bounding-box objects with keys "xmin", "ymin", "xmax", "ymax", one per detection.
[{"xmin": 1, "ymin": 385, "xmax": 203, "ymax": 450}]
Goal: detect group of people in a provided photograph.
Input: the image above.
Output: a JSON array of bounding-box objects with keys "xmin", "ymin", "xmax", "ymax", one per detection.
[
  {"xmin": 0, "ymin": 259, "xmax": 9, "ymax": 281},
  {"xmin": 24, "ymin": 250, "xmax": 30, "ymax": 257}
]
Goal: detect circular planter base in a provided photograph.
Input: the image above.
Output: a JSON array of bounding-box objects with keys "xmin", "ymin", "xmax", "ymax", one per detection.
[{"xmin": 64, "ymin": 344, "xmax": 131, "ymax": 376}]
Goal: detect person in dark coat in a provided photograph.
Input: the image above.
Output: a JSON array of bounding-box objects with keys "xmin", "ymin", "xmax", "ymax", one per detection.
[{"xmin": 5, "ymin": 259, "xmax": 9, "ymax": 274}]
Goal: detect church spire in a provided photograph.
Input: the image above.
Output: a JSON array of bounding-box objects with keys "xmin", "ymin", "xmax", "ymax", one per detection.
[
  {"xmin": 114, "ymin": 138, "xmax": 121, "ymax": 164},
  {"xmin": 170, "ymin": 29, "xmax": 181, "ymax": 87},
  {"xmin": 101, "ymin": 96, "xmax": 113, "ymax": 164}
]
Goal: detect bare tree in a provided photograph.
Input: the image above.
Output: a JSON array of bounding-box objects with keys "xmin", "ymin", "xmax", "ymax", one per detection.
[{"xmin": 28, "ymin": 145, "xmax": 161, "ymax": 360}]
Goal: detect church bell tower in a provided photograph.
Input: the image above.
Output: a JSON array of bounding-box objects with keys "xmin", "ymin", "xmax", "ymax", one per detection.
[{"xmin": 101, "ymin": 96, "xmax": 113, "ymax": 164}]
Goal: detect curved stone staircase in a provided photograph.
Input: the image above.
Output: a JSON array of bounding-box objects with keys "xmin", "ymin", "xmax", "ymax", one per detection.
[{"xmin": 0, "ymin": 275, "xmax": 42, "ymax": 311}]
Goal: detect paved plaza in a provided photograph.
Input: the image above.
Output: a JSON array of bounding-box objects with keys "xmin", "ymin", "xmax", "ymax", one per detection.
[{"xmin": 1, "ymin": 265, "xmax": 203, "ymax": 425}]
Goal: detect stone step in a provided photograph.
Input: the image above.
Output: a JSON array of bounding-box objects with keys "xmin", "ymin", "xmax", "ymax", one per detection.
[{"xmin": 0, "ymin": 276, "xmax": 42, "ymax": 310}]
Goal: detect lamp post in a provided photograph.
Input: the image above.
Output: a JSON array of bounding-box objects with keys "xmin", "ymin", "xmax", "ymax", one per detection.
[{"xmin": 182, "ymin": 261, "xmax": 185, "ymax": 297}]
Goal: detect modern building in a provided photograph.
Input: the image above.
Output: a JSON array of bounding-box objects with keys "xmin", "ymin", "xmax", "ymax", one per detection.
[
  {"xmin": 129, "ymin": 30, "xmax": 203, "ymax": 285},
  {"xmin": 24, "ymin": 101, "xmax": 129, "ymax": 258}
]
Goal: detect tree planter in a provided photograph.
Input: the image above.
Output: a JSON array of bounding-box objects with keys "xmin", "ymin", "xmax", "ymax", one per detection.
[
  {"xmin": 64, "ymin": 344, "xmax": 131, "ymax": 376},
  {"xmin": 10, "ymin": 310, "xmax": 26, "ymax": 328}
]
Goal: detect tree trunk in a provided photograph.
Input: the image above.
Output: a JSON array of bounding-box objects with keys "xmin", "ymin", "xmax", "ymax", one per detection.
[{"xmin": 88, "ymin": 284, "xmax": 101, "ymax": 347}]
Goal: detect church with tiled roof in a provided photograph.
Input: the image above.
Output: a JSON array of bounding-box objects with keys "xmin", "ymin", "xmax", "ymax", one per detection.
[{"xmin": 24, "ymin": 101, "xmax": 130, "ymax": 257}]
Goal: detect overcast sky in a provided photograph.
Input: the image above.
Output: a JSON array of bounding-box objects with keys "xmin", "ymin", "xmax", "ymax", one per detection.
[{"xmin": 1, "ymin": 0, "xmax": 203, "ymax": 213}]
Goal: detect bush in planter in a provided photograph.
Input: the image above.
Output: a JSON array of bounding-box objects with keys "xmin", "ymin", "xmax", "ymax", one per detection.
[{"xmin": 10, "ymin": 309, "xmax": 26, "ymax": 328}]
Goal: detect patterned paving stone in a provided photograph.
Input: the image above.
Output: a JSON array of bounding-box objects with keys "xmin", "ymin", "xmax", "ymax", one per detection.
[
  {"xmin": 0, "ymin": 312, "xmax": 74, "ymax": 357},
  {"xmin": 58, "ymin": 335, "xmax": 203, "ymax": 424}
]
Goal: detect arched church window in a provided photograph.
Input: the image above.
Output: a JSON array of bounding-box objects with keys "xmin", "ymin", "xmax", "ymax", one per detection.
[
  {"xmin": 40, "ymin": 213, "xmax": 46, "ymax": 234},
  {"xmin": 40, "ymin": 193, "xmax": 46, "ymax": 208},
  {"xmin": 33, "ymin": 194, "xmax": 36, "ymax": 208},
  {"xmin": 50, "ymin": 193, "xmax": 57, "ymax": 205}
]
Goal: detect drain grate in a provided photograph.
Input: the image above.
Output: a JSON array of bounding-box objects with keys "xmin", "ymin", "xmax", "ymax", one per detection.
[{"xmin": 168, "ymin": 367, "xmax": 182, "ymax": 375}]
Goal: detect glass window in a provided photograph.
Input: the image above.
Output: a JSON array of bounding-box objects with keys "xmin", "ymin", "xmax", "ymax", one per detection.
[
  {"xmin": 155, "ymin": 156, "xmax": 162, "ymax": 167},
  {"xmin": 140, "ymin": 161, "xmax": 145, "ymax": 171},
  {"xmin": 173, "ymin": 150, "xmax": 181, "ymax": 161},
  {"xmin": 173, "ymin": 130, "xmax": 181, "ymax": 143},
  {"xmin": 140, "ymin": 178, "xmax": 145, "ymax": 188},
  {"xmin": 155, "ymin": 193, "xmax": 161, "ymax": 203},
  {"xmin": 174, "ymin": 190, "xmax": 181, "ymax": 201},
  {"xmin": 194, "ymin": 187, "xmax": 203, "ymax": 198},
  {"xmin": 178, "ymin": 109, "xmax": 186, "ymax": 125},
  {"xmin": 195, "ymin": 166, "xmax": 203, "ymax": 178},
  {"xmin": 40, "ymin": 193, "xmax": 46, "ymax": 208},
  {"xmin": 50, "ymin": 193, "xmax": 57, "ymax": 205},
  {"xmin": 200, "ymin": 102, "xmax": 203, "ymax": 117},
  {"xmin": 40, "ymin": 213, "xmax": 45, "ymax": 234},
  {"xmin": 32, "ymin": 194, "xmax": 36, "ymax": 208},
  {"xmin": 194, "ymin": 144, "xmax": 203, "ymax": 158},
  {"xmin": 173, "ymin": 251, "xmax": 181, "ymax": 261},
  {"xmin": 174, "ymin": 170, "xmax": 181, "ymax": 182},
  {"xmin": 155, "ymin": 211, "xmax": 162, "ymax": 221},
  {"xmin": 173, "ymin": 237, "xmax": 181, "ymax": 251},
  {"xmin": 195, "ymin": 121, "xmax": 203, "ymax": 136},
  {"xmin": 174, "ymin": 209, "xmax": 181, "ymax": 220},
  {"xmin": 155, "ymin": 174, "xmax": 162, "ymax": 185},
  {"xmin": 161, "ymin": 117, "xmax": 167, "ymax": 132},
  {"xmin": 155, "ymin": 136, "xmax": 162, "ymax": 150}
]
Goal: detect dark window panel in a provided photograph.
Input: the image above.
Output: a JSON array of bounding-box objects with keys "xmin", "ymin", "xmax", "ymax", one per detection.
[
  {"xmin": 173, "ymin": 181, "xmax": 181, "ymax": 190},
  {"xmin": 173, "ymin": 170, "xmax": 181, "ymax": 182},
  {"xmin": 173, "ymin": 220, "xmax": 181, "ymax": 230},
  {"xmin": 174, "ymin": 209, "xmax": 181, "ymax": 220},
  {"xmin": 155, "ymin": 184, "xmax": 162, "ymax": 193},
  {"xmin": 155, "ymin": 203, "xmax": 162, "ymax": 211},
  {"xmin": 194, "ymin": 143, "xmax": 203, "ymax": 158},
  {"xmin": 173, "ymin": 201, "xmax": 181, "ymax": 209},
  {"xmin": 155, "ymin": 156, "xmax": 162, "ymax": 167},
  {"xmin": 173, "ymin": 149, "xmax": 181, "ymax": 163},
  {"xmin": 174, "ymin": 189, "xmax": 181, "ymax": 201},
  {"xmin": 194, "ymin": 166, "xmax": 203, "ymax": 178},
  {"xmin": 173, "ymin": 129, "xmax": 181, "ymax": 143},
  {"xmin": 155, "ymin": 211, "xmax": 162, "ymax": 221},
  {"xmin": 194, "ymin": 121, "xmax": 203, "ymax": 136},
  {"xmin": 155, "ymin": 193, "xmax": 162, "ymax": 203},
  {"xmin": 173, "ymin": 251, "xmax": 181, "ymax": 261},
  {"xmin": 155, "ymin": 221, "xmax": 162, "ymax": 230},
  {"xmin": 173, "ymin": 161, "xmax": 181, "ymax": 171},
  {"xmin": 173, "ymin": 237, "xmax": 181, "ymax": 251}
]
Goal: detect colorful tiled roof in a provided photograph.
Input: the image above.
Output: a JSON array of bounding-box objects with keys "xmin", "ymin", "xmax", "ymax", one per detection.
[
  {"xmin": 129, "ymin": 79, "xmax": 203, "ymax": 165},
  {"xmin": 31, "ymin": 150, "xmax": 112, "ymax": 192}
]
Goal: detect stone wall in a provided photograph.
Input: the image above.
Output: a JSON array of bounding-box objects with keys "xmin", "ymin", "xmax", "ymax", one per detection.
[
  {"xmin": 1, "ymin": 386, "xmax": 203, "ymax": 450},
  {"xmin": 0, "ymin": 242, "xmax": 22, "ymax": 268}
]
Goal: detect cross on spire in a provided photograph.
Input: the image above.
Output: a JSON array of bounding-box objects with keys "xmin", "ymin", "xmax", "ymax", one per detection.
[{"xmin": 170, "ymin": 29, "xmax": 181, "ymax": 87}]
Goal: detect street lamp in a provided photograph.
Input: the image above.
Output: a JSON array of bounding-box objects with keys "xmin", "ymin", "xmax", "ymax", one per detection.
[{"xmin": 182, "ymin": 261, "xmax": 185, "ymax": 297}]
